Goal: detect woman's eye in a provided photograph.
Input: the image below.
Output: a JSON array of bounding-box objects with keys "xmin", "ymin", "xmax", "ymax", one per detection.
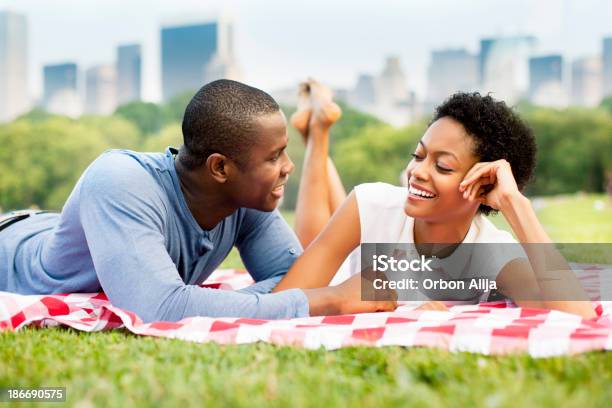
[
  {"xmin": 410, "ymin": 153, "xmax": 423, "ymax": 160},
  {"xmin": 436, "ymin": 164, "xmax": 452, "ymax": 173}
]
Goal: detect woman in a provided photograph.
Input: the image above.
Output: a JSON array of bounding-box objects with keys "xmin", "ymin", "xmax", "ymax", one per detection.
[{"xmin": 273, "ymin": 80, "xmax": 595, "ymax": 318}]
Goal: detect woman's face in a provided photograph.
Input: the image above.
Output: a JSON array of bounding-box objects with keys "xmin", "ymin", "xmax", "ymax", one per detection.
[{"xmin": 403, "ymin": 117, "xmax": 481, "ymax": 222}]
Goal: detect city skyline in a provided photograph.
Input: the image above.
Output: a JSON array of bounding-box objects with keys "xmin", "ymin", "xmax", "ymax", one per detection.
[{"xmin": 0, "ymin": 0, "xmax": 610, "ymax": 103}]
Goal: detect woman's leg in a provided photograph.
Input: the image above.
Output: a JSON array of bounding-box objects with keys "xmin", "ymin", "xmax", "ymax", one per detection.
[
  {"xmin": 326, "ymin": 157, "xmax": 347, "ymax": 213},
  {"xmin": 291, "ymin": 80, "xmax": 345, "ymax": 247}
]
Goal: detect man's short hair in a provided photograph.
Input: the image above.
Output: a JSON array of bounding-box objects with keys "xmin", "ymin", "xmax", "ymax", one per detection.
[{"xmin": 179, "ymin": 79, "xmax": 280, "ymax": 170}]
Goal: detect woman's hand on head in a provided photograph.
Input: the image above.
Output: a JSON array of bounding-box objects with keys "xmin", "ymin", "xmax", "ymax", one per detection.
[{"xmin": 459, "ymin": 159, "xmax": 523, "ymax": 211}]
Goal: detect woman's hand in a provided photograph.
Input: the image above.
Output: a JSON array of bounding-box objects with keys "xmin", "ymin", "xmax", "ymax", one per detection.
[
  {"xmin": 415, "ymin": 301, "xmax": 449, "ymax": 311},
  {"xmin": 459, "ymin": 159, "xmax": 522, "ymax": 211},
  {"xmin": 335, "ymin": 272, "xmax": 398, "ymax": 315}
]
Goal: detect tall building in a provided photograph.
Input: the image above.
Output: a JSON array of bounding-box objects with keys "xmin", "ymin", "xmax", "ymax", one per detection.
[
  {"xmin": 349, "ymin": 74, "xmax": 376, "ymax": 109},
  {"xmin": 426, "ymin": 48, "xmax": 478, "ymax": 108},
  {"xmin": 571, "ymin": 57, "xmax": 602, "ymax": 107},
  {"xmin": 0, "ymin": 11, "xmax": 29, "ymax": 123},
  {"xmin": 603, "ymin": 37, "xmax": 612, "ymax": 98},
  {"xmin": 203, "ymin": 20, "xmax": 242, "ymax": 84},
  {"xmin": 85, "ymin": 65, "xmax": 117, "ymax": 115},
  {"xmin": 161, "ymin": 19, "xmax": 234, "ymax": 101},
  {"xmin": 528, "ymin": 55, "xmax": 566, "ymax": 107},
  {"xmin": 375, "ymin": 56, "xmax": 409, "ymax": 107},
  {"xmin": 43, "ymin": 63, "xmax": 82, "ymax": 117},
  {"xmin": 116, "ymin": 44, "xmax": 141, "ymax": 105},
  {"xmin": 203, "ymin": 52, "xmax": 242, "ymax": 85},
  {"xmin": 479, "ymin": 36, "xmax": 537, "ymax": 103}
]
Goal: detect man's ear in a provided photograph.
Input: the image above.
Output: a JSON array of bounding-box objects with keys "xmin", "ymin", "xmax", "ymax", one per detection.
[{"xmin": 206, "ymin": 153, "xmax": 230, "ymax": 183}]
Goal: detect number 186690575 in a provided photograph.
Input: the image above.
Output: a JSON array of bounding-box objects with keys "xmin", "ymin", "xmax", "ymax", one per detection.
[{"xmin": 1, "ymin": 387, "xmax": 66, "ymax": 402}]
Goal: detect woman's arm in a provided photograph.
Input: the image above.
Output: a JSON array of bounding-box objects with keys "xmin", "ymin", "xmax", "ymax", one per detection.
[
  {"xmin": 461, "ymin": 159, "xmax": 597, "ymax": 319},
  {"xmin": 273, "ymin": 191, "xmax": 361, "ymax": 292}
]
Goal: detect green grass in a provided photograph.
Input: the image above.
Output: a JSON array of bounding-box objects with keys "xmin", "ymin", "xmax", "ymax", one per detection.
[
  {"xmin": 2, "ymin": 328, "xmax": 610, "ymax": 407},
  {"xmin": 489, "ymin": 194, "xmax": 612, "ymax": 243},
  {"xmin": 2, "ymin": 194, "xmax": 611, "ymax": 407}
]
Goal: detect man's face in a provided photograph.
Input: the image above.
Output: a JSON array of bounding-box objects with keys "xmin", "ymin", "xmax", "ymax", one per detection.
[{"xmin": 226, "ymin": 110, "xmax": 294, "ymax": 212}]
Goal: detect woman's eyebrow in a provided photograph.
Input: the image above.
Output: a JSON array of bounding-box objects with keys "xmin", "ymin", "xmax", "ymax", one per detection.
[{"xmin": 418, "ymin": 140, "xmax": 458, "ymax": 161}]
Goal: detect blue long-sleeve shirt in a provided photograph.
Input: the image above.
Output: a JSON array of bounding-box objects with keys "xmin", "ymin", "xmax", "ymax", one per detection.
[{"xmin": 0, "ymin": 148, "xmax": 309, "ymax": 322}]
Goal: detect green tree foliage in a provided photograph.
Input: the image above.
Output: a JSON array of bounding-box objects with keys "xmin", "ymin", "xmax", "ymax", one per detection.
[
  {"xmin": 522, "ymin": 108, "xmax": 612, "ymax": 195},
  {"xmin": 114, "ymin": 101, "xmax": 168, "ymax": 135},
  {"xmin": 141, "ymin": 123, "xmax": 183, "ymax": 153},
  {"xmin": 333, "ymin": 121, "xmax": 426, "ymax": 191},
  {"xmin": 2, "ymin": 102, "xmax": 611, "ymax": 212},
  {"xmin": 0, "ymin": 115, "xmax": 141, "ymax": 212},
  {"xmin": 600, "ymin": 95, "xmax": 612, "ymax": 114},
  {"xmin": 330, "ymin": 101, "xmax": 385, "ymax": 147},
  {"xmin": 163, "ymin": 90, "xmax": 195, "ymax": 123}
]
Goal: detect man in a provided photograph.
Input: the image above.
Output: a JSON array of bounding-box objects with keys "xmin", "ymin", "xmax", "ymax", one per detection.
[{"xmin": 0, "ymin": 80, "xmax": 395, "ymax": 322}]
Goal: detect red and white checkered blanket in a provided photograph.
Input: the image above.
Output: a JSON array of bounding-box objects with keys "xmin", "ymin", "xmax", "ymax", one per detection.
[{"xmin": 1, "ymin": 264, "xmax": 611, "ymax": 357}]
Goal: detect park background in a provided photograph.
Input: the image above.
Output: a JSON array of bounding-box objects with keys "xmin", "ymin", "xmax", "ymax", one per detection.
[{"xmin": 1, "ymin": 1, "xmax": 612, "ymax": 407}]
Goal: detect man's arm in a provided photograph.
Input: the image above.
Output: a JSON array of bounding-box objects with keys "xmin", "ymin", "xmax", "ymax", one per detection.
[
  {"xmin": 78, "ymin": 154, "xmax": 311, "ymax": 322},
  {"xmin": 234, "ymin": 208, "xmax": 303, "ymax": 295}
]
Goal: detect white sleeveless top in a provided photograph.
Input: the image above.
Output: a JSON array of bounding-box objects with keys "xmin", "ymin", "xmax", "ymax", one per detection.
[{"xmin": 330, "ymin": 183, "xmax": 525, "ymax": 295}]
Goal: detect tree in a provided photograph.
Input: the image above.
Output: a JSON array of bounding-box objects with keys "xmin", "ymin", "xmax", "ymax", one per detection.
[
  {"xmin": 600, "ymin": 95, "xmax": 612, "ymax": 115},
  {"xmin": 523, "ymin": 107, "xmax": 612, "ymax": 195},
  {"xmin": 0, "ymin": 117, "xmax": 110, "ymax": 211},
  {"xmin": 115, "ymin": 101, "xmax": 168, "ymax": 135},
  {"xmin": 333, "ymin": 122, "xmax": 425, "ymax": 191},
  {"xmin": 163, "ymin": 90, "xmax": 197, "ymax": 124},
  {"xmin": 141, "ymin": 124, "xmax": 183, "ymax": 153}
]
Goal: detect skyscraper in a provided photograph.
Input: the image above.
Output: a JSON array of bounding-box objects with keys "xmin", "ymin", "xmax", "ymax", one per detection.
[
  {"xmin": 85, "ymin": 65, "xmax": 117, "ymax": 115},
  {"xmin": 603, "ymin": 37, "xmax": 612, "ymax": 98},
  {"xmin": 116, "ymin": 44, "xmax": 141, "ymax": 105},
  {"xmin": 376, "ymin": 56, "xmax": 409, "ymax": 107},
  {"xmin": 43, "ymin": 63, "xmax": 81, "ymax": 117},
  {"xmin": 349, "ymin": 74, "xmax": 376, "ymax": 109},
  {"xmin": 427, "ymin": 48, "xmax": 478, "ymax": 108},
  {"xmin": 571, "ymin": 57, "xmax": 602, "ymax": 107},
  {"xmin": 479, "ymin": 36, "xmax": 537, "ymax": 103},
  {"xmin": 0, "ymin": 11, "xmax": 29, "ymax": 123},
  {"xmin": 161, "ymin": 19, "xmax": 234, "ymax": 101},
  {"xmin": 528, "ymin": 55, "xmax": 566, "ymax": 107}
]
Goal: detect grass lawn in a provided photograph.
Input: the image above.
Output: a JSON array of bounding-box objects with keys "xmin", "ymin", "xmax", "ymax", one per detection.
[{"xmin": 2, "ymin": 194, "xmax": 611, "ymax": 407}]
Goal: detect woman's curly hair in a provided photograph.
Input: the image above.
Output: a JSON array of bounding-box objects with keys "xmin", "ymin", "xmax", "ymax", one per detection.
[{"xmin": 431, "ymin": 92, "xmax": 537, "ymax": 215}]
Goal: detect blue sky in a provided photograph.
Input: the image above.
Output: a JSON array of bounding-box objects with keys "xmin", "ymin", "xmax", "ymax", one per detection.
[{"xmin": 1, "ymin": 0, "xmax": 611, "ymax": 102}]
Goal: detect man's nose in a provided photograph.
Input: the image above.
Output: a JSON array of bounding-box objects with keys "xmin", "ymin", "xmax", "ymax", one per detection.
[{"xmin": 282, "ymin": 153, "xmax": 295, "ymax": 175}]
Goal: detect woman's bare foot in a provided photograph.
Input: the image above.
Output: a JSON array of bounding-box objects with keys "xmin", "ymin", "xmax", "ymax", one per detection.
[
  {"xmin": 309, "ymin": 79, "xmax": 342, "ymax": 129},
  {"xmin": 290, "ymin": 81, "xmax": 311, "ymax": 143}
]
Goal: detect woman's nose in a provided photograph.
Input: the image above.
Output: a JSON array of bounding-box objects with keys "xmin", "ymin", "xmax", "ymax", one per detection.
[{"xmin": 408, "ymin": 161, "xmax": 428, "ymax": 181}]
